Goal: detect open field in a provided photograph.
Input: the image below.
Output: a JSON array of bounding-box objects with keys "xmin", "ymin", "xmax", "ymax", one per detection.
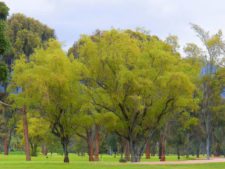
[{"xmin": 0, "ymin": 154, "xmax": 225, "ymax": 169}]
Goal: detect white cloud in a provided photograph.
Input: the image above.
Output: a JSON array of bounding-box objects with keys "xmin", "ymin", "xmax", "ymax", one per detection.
[{"xmin": 2, "ymin": 0, "xmax": 225, "ymax": 51}]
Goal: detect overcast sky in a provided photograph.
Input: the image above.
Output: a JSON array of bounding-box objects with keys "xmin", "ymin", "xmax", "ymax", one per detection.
[{"xmin": 3, "ymin": 0, "xmax": 225, "ymax": 51}]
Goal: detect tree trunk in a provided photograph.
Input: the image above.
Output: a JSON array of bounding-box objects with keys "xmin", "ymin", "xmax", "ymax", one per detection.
[
  {"xmin": 158, "ymin": 141, "xmax": 162, "ymax": 159},
  {"xmin": 4, "ymin": 135, "xmax": 9, "ymax": 155},
  {"xmin": 120, "ymin": 142, "xmax": 124, "ymax": 160},
  {"xmin": 44, "ymin": 145, "xmax": 48, "ymax": 156},
  {"xmin": 160, "ymin": 135, "xmax": 166, "ymax": 161},
  {"xmin": 177, "ymin": 145, "xmax": 180, "ymax": 160},
  {"xmin": 145, "ymin": 142, "xmax": 150, "ymax": 159},
  {"xmin": 41, "ymin": 145, "xmax": 48, "ymax": 155},
  {"xmin": 87, "ymin": 131, "xmax": 94, "ymax": 161},
  {"xmin": 61, "ymin": 139, "xmax": 69, "ymax": 163},
  {"xmin": 203, "ymin": 81, "xmax": 211, "ymax": 160},
  {"xmin": 196, "ymin": 143, "xmax": 200, "ymax": 158},
  {"xmin": 186, "ymin": 134, "xmax": 190, "ymax": 159},
  {"xmin": 4, "ymin": 129, "xmax": 13, "ymax": 155},
  {"xmin": 64, "ymin": 151, "xmax": 69, "ymax": 163},
  {"xmin": 124, "ymin": 140, "xmax": 130, "ymax": 161},
  {"xmin": 30, "ymin": 143, "xmax": 38, "ymax": 156},
  {"xmin": 22, "ymin": 108, "xmax": 31, "ymax": 161},
  {"xmin": 129, "ymin": 140, "xmax": 142, "ymax": 162},
  {"xmin": 196, "ymin": 148, "xmax": 200, "ymax": 158},
  {"xmin": 214, "ymin": 143, "xmax": 221, "ymax": 157},
  {"xmin": 151, "ymin": 142, "xmax": 156, "ymax": 156},
  {"xmin": 88, "ymin": 140, "xmax": 94, "ymax": 161},
  {"xmin": 94, "ymin": 126, "xmax": 100, "ymax": 161},
  {"xmin": 206, "ymin": 122, "xmax": 211, "ymax": 160}
]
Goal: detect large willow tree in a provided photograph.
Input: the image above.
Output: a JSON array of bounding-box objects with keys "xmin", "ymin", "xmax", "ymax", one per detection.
[{"xmin": 71, "ymin": 29, "xmax": 197, "ymax": 162}]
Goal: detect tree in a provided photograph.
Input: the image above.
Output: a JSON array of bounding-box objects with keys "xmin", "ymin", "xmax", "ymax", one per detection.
[
  {"xmin": 165, "ymin": 35, "xmax": 180, "ymax": 53},
  {"xmin": 209, "ymin": 68, "xmax": 225, "ymax": 156},
  {"xmin": 191, "ymin": 24, "xmax": 225, "ymax": 159},
  {"xmin": 0, "ymin": 20, "xmax": 10, "ymax": 56},
  {"xmin": 72, "ymin": 29, "xmax": 196, "ymax": 162},
  {"xmin": 9, "ymin": 40, "xmax": 85, "ymax": 163},
  {"xmin": 5, "ymin": 14, "xmax": 56, "ymax": 161},
  {"xmin": 75, "ymin": 106, "xmax": 118, "ymax": 161},
  {"xmin": 0, "ymin": 107, "xmax": 16, "ymax": 155},
  {"xmin": 5, "ymin": 13, "xmax": 55, "ymax": 64},
  {"xmin": 0, "ymin": 1, "xmax": 12, "ymax": 156},
  {"xmin": 17, "ymin": 117, "xmax": 49, "ymax": 156},
  {"xmin": 0, "ymin": 1, "xmax": 10, "ymax": 58},
  {"xmin": 183, "ymin": 43, "xmax": 203, "ymax": 60},
  {"xmin": 0, "ymin": 2, "xmax": 9, "ymax": 20}
]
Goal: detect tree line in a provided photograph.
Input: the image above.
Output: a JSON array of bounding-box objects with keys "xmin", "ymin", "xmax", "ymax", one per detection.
[{"xmin": 0, "ymin": 2, "xmax": 225, "ymax": 163}]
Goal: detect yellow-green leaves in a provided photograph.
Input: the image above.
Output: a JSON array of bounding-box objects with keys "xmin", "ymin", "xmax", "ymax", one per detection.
[
  {"xmin": 73, "ymin": 29, "xmax": 197, "ymax": 140},
  {"xmin": 9, "ymin": 40, "xmax": 85, "ymax": 138}
]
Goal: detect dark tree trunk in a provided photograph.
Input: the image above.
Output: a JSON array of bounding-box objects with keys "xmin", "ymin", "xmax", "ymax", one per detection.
[
  {"xmin": 22, "ymin": 108, "xmax": 31, "ymax": 161},
  {"xmin": 94, "ymin": 126, "xmax": 100, "ymax": 161},
  {"xmin": 30, "ymin": 143, "xmax": 38, "ymax": 156},
  {"xmin": 124, "ymin": 140, "xmax": 130, "ymax": 161},
  {"xmin": 206, "ymin": 126, "xmax": 211, "ymax": 160},
  {"xmin": 145, "ymin": 142, "xmax": 150, "ymax": 159},
  {"xmin": 196, "ymin": 143, "xmax": 200, "ymax": 158},
  {"xmin": 151, "ymin": 142, "xmax": 156, "ymax": 156},
  {"xmin": 196, "ymin": 148, "xmax": 200, "ymax": 158},
  {"xmin": 177, "ymin": 145, "xmax": 180, "ymax": 160},
  {"xmin": 120, "ymin": 142, "xmax": 124, "ymax": 160},
  {"xmin": 214, "ymin": 143, "xmax": 221, "ymax": 157},
  {"xmin": 5, "ymin": 129, "xmax": 13, "ymax": 155},
  {"xmin": 61, "ymin": 138, "xmax": 69, "ymax": 163},
  {"xmin": 160, "ymin": 135, "xmax": 166, "ymax": 161},
  {"xmin": 186, "ymin": 133, "xmax": 190, "ymax": 159},
  {"xmin": 158, "ymin": 141, "xmax": 162, "ymax": 159}
]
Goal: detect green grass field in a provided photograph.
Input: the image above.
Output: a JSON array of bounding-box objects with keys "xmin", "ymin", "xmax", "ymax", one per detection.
[{"xmin": 0, "ymin": 153, "xmax": 225, "ymax": 169}]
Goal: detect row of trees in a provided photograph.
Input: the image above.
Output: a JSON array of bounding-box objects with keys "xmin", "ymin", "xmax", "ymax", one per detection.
[{"xmin": 0, "ymin": 2, "xmax": 225, "ymax": 163}]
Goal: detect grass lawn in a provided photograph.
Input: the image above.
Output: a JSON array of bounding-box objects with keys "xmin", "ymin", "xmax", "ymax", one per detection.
[{"xmin": 0, "ymin": 153, "xmax": 225, "ymax": 169}]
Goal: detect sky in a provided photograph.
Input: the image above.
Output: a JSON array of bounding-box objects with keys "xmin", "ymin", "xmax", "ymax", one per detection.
[{"xmin": 3, "ymin": 0, "xmax": 225, "ymax": 51}]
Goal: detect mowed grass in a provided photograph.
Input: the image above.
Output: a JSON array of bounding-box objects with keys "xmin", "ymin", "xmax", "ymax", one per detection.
[{"xmin": 0, "ymin": 153, "xmax": 225, "ymax": 169}]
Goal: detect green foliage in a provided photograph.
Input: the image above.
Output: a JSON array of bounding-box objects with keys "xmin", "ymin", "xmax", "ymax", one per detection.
[
  {"xmin": 6, "ymin": 21, "xmax": 225, "ymax": 162},
  {"xmin": 9, "ymin": 39, "xmax": 86, "ymax": 161},
  {"xmin": 9, "ymin": 39, "xmax": 83, "ymax": 129},
  {"xmin": 0, "ymin": 20, "xmax": 10, "ymax": 55},
  {"xmin": 6, "ymin": 13, "xmax": 55, "ymax": 58},
  {"xmin": 165, "ymin": 35, "xmax": 180, "ymax": 53},
  {"xmin": 71, "ymin": 29, "xmax": 197, "ymax": 161},
  {"xmin": 0, "ymin": 2, "xmax": 10, "ymax": 55},
  {"xmin": 0, "ymin": 62, "xmax": 8, "ymax": 82},
  {"xmin": 17, "ymin": 117, "xmax": 49, "ymax": 144},
  {"xmin": 14, "ymin": 29, "xmax": 41, "ymax": 58},
  {"xmin": 0, "ymin": 2, "xmax": 9, "ymax": 20}
]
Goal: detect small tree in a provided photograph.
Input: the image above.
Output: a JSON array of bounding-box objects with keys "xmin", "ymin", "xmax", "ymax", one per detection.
[
  {"xmin": 191, "ymin": 24, "xmax": 225, "ymax": 159},
  {"xmin": 17, "ymin": 117, "xmax": 49, "ymax": 156},
  {"xmin": 9, "ymin": 40, "xmax": 85, "ymax": 163}
]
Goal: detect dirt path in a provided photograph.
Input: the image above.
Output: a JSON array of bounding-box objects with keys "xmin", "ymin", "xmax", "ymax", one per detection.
[{"xmin": 137, "ymin": 158, "xmax": 225, "ymax": 165}]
